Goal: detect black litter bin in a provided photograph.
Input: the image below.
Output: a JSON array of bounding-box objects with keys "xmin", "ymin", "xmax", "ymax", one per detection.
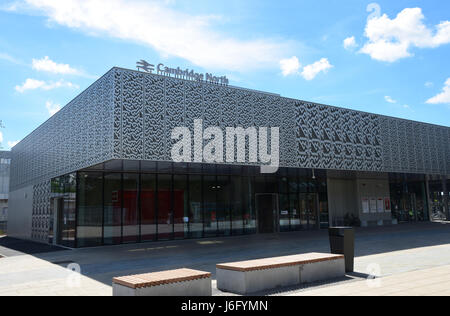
[{"xmin": 329, "ymin": 227, "xmax": 354, "ymax": 272}]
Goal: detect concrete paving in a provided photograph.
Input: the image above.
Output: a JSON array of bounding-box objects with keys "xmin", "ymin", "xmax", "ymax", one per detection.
[
  {"xmin": 0, "ymin": 222, "xmax": 449, "ymax": 296},
  {"xmin": 289, "ymin": 264, "xmax": 450, "ymax": 296}
]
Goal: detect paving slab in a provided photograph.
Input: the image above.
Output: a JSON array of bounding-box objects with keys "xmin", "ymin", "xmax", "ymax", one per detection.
[{"xmin": 0, "ymin": 222, "xmax": 449, "ymax": 296}]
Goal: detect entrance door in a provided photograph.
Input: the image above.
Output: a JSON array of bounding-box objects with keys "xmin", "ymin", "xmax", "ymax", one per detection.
[
  {"xmin": 56, "ymin": 196, "xmax": 76, "ymax": 248},
  {"xmin": 256, "ymin": 194, "xmax": 278, "ymax": 233},
  {"xmin": 299, "ymin": 193, "xmax": 318, "ymax": 230}
]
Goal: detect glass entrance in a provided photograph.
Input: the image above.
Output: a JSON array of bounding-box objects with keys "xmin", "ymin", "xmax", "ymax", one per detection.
[
  {"xmin": 299, "ymin": 193, "xmax": 318, "ymax": 230},
  {"xmin": 256, "ymin": 194, "xmax": 278, "ymax": 233},
  {"xmin": 54, "ymin": 174, "xmax": 77, "ymax": 248}
]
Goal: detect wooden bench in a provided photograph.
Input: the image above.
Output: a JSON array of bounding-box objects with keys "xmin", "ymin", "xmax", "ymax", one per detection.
[
  {"xmin": 216, "ymin": 252, "xmax": 345, "ymax": 294},
  {"xmin": 112, "ymin": 268, "xmax": 212, "ymax": 296}
]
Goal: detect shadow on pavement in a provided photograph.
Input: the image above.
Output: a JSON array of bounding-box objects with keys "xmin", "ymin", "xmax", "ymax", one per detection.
[
  {"xmin": 0, "ymin": 236, "xmax": 67, "ymax": 257},
  {"xmin": 5, "ymin": 221, "xmax": 450, "ymax": 289}
]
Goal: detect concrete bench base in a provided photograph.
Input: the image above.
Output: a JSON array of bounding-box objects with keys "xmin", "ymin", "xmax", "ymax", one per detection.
[
  {"xmin": 112, "ymin": 268, "xmax": 212, "ymax": 296},
  {"xmin": 113, "ymin": 277, "xmax": 211, "ymax": 296},
  {"xmin": 216, "ymin": 253, "xmax": 345, "ymax": 295}
]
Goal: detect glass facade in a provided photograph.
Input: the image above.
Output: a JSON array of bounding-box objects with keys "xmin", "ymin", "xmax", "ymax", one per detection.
[
  {"xmin": 389, "ymin": 173, "xmax": 429, "ymax": 222},
  {"xmin": 52, "ymin": 160, "xmax": 330, "ymax": 248},
  {"xmin": 50, "ymin": 173, "xmax": 77, "ymax": 247},
  {"xmin": 428, "ymin": 178, "xmax": 449, "ymax": 221}
]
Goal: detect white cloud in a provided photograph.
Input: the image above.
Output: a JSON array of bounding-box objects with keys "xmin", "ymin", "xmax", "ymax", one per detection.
[
  {"xmin": 15, "ymin": 78, "xmax": 79, "ymax": 93},
  {"xmin": 7, "ymin": 140, "xmax": 19, "ymax": 149},
  {"xmin": 343, "ymin": 36, "xmax": 357, "ymax": 50},
  {"xmin": 280, "ymin": 56, "xmax": 301, "ymax": 76},
  {"xmin": 384, "ymin": 96, "xmax": 397, "ymax": 104},
  {"xmin": 0, "ymin": 131, "xmax": 3, "ymax": 144},
  {"xmin": 360, "ymin": 8, "xmax": 450, "ymax": 62},
  {"xmin": 15, "ymin": 78, "xmax": 45, "ymax": 92},
  {"xmin": 426, "ymin": 78, "xmax": 450, "ymax": 104},
  {"xmin": 13, "ymin": 0, "xmax": 296, "ymax": 72},
  {"xmin": 0, "ymin": 52, "xmax": 22, "ymax": 65},
  {"xmin": 425, "ymin": 81, "xmax": 433, "ymax": 88},
  {"xmin": 45, "ymin": 100, "xmax": 61, "ymax": 116},
  {"xmin": 32, "ymin": 56, "xmax": 79, "ymax": 75},
  {"xmin": 301, "ymin": 58, "xmax": 333, "ymax": 81}
]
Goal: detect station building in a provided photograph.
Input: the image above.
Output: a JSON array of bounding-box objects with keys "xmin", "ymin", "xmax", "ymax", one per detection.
[{"xmin": 7, "ymin": 67, "xmax": 450, "ymax": 248}]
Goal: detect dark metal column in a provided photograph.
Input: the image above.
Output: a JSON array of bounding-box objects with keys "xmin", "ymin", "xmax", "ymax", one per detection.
[{"xmin": 444, "ymin": 177, "xmax": 449, "ymax": 221}]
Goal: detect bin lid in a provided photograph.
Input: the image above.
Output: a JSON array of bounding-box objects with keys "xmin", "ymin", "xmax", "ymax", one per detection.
[{"xmin": 329, "ymin": 226, "xmax": 354, "ymax": 236}]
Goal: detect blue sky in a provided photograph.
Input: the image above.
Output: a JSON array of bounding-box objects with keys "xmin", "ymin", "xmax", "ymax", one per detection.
[{"xmin": 0, "ymin": 0, "xmax": 449, "ymax": 149}]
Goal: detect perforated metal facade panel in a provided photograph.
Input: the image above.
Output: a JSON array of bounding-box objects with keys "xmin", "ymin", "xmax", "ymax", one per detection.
[{"xmin": 10, "ymin": 67, "xmax": 449, "ymax": 194}]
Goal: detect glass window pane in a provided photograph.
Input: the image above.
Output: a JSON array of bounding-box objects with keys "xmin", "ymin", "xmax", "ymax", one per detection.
[
  {"xmin": 141, "ymin": 161, "xmax": 157, "ymax": 172},
  {"xmin": 188, "ymin": 163, "xmax": 202, "ymax": 174},
  {"xmin": 157, "ymin": 174, "xmax": 172, "ymax": 240},
  {"xmin": 290, "ymin": 193, "xmax": 301, "ymax": 231},
  {"xmin": 123, "ymin": 173, "xmax": 139, "ymax": 243},
  {"xmin": 299, "ymin": 193, "xmax": 309, "ymax": 229},
  {"xmin": 173, "ymin": 162, "xmax": 188, "ymax": 174},
  {"xmin": 141, "ymin": 174, "xmax": 156, "ymax": 241},
  {"xmin": 158, "ymin": 162, "xmax": 173, "ymax": 173},
  {"xmin": 217, "ymin": 176, "xmax": 231, "ymax": 236},
  {"xmin": 104, "ymin": 160, "xmax": 122, "ymax": 171},
  {"xmin": 61, "ymin": 174, "xmax": 76, "ymax": 248},
  {"xmin": 123, "ymin": 160, "xmax": 140, "ymax": 172},
  {"xmin": 306, "ymin": 193, "xmax": 317, "ymax": 229},
  {"xmin": 279, "ymin": 194, "xmax": 290, "ymax": 232},
  {"xmin": 229, "ymin": 165, "xmax": 242, "ymax": 175},
  {"xmin": 77, "ymin": 172, "xmax": 103, "ymax": 247},
  {"xmin": 83, "ymin": 163, "xmax": 104, "ymax": 171},
  {"xmin": 319, "ymin": 192, "xmax": 329, "ymax": 229},
  {"xmin": 203, "ymin": 164, "xmax": 216, "ymax": 175},
  {"xmin": 299, "ymin": 173, "xmax": 308, "ymax": 192},
  {"xmin": 104, "ymin": 173, "xmax": 122, "ymax": 245},
  {"xmin": 279, "ymin": 176, "xmax": 288, "ymax": 194},
  {"xmin": 203, "ymin": 175, "xmax": 217, "ymax": 237},
  {"xmin": 173, "ymin": 175, "xmax": 188, "ymax": 239},
  {"xmin": 266, "ymin": 177, "xmax": 277, "ymax": 193},
  {"xmin": 243, "ymin": 177, "xmax": 256, "ymax": 234},
  {"xmin": 288, "ymin": 172, "xmax": 299, "ymax": 193},
  {"xmin": 188, "ymin": 175, "xmax": 203, "ymax": 238},
  {"xmin": 231, "ymin": 177, "xmax": 244, "ymax": 235},
  {"xmin": 254, "ymin": 176, "xmax": 265, "ymax": 194},
  {"xmin": 216, "ymin": 165, "xmax": 230, "ymax": 175}
]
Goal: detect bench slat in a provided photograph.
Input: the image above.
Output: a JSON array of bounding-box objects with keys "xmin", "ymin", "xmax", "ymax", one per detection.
[
  {"xmin": 113, "ymin": 268, "xmax": 211, "ymax": 289},
  {"xmin": 216, "ymin": 252, "xmax": 344, "ymax": 272}
]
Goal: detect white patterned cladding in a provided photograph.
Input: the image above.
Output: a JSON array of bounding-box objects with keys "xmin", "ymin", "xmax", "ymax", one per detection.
[
  {"xmin": 113, "ymin": 68, "xmax": 448, "ymax": 174},
  {"xmin": 10, "ymin": 67, "xmax": 448, "ymax": 244},
  {"xmin": 294, "ymin": 102, "xmax": 383, "ymax": 171},
  {"xmin": 10, "ymin": 70, "xmax": 115, "ymax": 191},
  {"xmin": 10, "ymin": 67, "xmax": 450, "ymax": 193},
  {"xmin": 381, "ymin": 117, "xmax": 450, "ymax": 174},
  {"xmin": 31, "ymin": 180, "xmax": 51, "ymax": 242},
  {"xmin": 113, "ymin": 68, "xmax": 294, "ymax": 165}
]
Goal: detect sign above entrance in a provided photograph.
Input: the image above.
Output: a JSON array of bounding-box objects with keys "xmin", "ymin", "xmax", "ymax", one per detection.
[{"xmin": 136, "ymin": 60, "xmax": 229, "ymax": 86}]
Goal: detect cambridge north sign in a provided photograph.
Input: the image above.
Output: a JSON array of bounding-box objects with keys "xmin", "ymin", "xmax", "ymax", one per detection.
[{"xmin": 136, "ymin": 60, "xmax": 229, "ymax": 86}]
